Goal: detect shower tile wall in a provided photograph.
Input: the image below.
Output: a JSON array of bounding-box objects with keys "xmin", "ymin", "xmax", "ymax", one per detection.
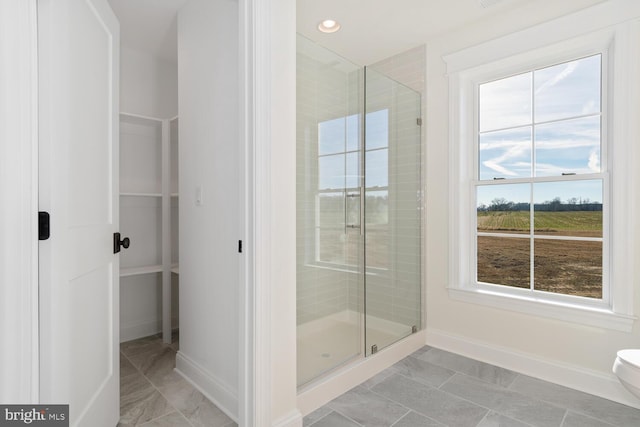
[
  {"xmin": 364, "ymin": 46, "xmax": 426, "ymax": 329},
  {"xmin": 296, "ymin": 40, "xmax": 426, "ymax": 329},
  {"xmin": 297, "ymin": 38, "xmax": 361, "ymax": 326},
  {"xmin": 370, "ymin": 45, "xmax": 426, "ymax": 94}
]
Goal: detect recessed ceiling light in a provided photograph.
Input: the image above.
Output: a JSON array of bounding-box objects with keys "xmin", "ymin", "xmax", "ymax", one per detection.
[{"xmin": 317, "ymin": 19, "xmax": 341, "ymax": 33}]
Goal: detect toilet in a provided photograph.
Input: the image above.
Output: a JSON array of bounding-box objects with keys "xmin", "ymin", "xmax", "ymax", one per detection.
[{"xmin": 613, "ymin": 349, "xmax": 640, "ymax": 400}]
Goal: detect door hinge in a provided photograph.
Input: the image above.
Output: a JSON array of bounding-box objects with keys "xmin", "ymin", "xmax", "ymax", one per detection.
[
  {"xmin": 416, "ymin": 118, "xmax": 422, "ymax": 126},
  {"xmin": 39, "ymin": 211, "xmax": 50, "ymax": 240},
  {"xmin": 238, "ymin": 240, "xmax": 243, "ymax": 253}
]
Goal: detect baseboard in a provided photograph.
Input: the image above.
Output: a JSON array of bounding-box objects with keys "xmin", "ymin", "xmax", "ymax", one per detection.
[
  {"xmin": 175, "ymin": 351, "xmax": 239, "ymax": 421},
  {"xmin": 272, "ymin": 409, "xmax": 303, "ymax": 427},
  {"xmin": 120, "ymin": 319, "xmax": 161, "ymax": 343},
  {"xmin": 426, "ymin": 328, "xmax": 640, "ymax": 409}
]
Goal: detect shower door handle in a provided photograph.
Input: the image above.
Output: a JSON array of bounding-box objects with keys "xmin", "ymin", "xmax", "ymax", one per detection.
[{"xmin": 345, "ymin": 191, "xmax": 363, "ymax": 235}]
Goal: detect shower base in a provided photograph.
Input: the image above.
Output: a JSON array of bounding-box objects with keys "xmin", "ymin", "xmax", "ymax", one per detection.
[{"xmin": 297, "ymin": 310, "xmax": 412, "ymax": 387}]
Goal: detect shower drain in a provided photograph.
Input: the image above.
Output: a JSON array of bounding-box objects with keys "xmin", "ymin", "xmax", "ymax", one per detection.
[{"xmin": 321, "ymin": 353, "xmax": 331, "ymax": 358}]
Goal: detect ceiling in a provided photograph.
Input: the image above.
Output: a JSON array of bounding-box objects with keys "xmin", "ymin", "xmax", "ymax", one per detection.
[
  {"xmin": 109, "ymin": 0, "xmax": 605, "ymax": 65},
  {"xmin": 297, "ymin": 0, "xmax": 532, "ymax": 65}
]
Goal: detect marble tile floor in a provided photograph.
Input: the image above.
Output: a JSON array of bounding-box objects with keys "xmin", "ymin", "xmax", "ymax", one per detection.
[
  {"xmin": 118, "ymin": 331, "xmax": 237, "ymax": 427},
  {"xmin": 304, "ymin": 346, "xmax": 640, "ymax": 427}
]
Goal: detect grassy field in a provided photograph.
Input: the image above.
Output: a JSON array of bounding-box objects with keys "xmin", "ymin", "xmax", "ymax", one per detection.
[
  {"xmin": 477, "ymin": 210, "xmax": 602, "ymax": 237},
  {"xmin": 476, "ymin": 210, "xmax": 602, "ymax": 298}
]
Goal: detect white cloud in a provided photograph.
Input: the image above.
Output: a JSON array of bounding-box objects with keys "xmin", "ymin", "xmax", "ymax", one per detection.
[
  {"xmin": 588, "ymin": 150, "xmax": 600, "ymax": 172},
  {"xmin": 535, "ymin": 61, "xmax": 578, "ymax": 96}
]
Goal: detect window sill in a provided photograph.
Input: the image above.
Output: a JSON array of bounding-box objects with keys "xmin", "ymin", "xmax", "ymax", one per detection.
[{"xmin": 448, "ymin": 287, "xmax": 636, "ymax": 332}]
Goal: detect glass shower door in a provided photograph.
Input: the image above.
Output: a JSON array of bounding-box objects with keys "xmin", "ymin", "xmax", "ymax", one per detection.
[
  {"xmin": 296, "ymin": 35, "xmax": 364, "ymax": 387},
  {"xmin": 364, "ymin": 67, "xmax": 422, "ymax": 356}
]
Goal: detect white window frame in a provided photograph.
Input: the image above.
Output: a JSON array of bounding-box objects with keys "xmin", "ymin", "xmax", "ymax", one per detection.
[{"xmin": 445, "ymin": 22, "xmax": 640, "ymax": 332}]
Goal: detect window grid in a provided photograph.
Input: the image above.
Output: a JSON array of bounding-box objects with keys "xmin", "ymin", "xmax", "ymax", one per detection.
[{"xmin": 473, "ymin": 54, "xmax": 607, "ymax": 300}]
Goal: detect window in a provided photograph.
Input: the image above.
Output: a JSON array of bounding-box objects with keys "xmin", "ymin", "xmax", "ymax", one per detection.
[
  {"xmin": 445, "ymin": 23, "xmax": 639, "ymax": 331},
  {"xmin": 316, "ymin": 114, "xmax": 361, "ymax": 266},
  {"xmin": 315, "ymin": 110, "xmax": 390, "ymax": 269},
  {"xmin": 476, "ymin": 54, "xmax": 605, "ymax": 299}
]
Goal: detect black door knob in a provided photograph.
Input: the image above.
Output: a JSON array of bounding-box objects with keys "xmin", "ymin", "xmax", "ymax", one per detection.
[{"xmin": 114, "ymin": 232, "xmax": 131, "ymax": 254}]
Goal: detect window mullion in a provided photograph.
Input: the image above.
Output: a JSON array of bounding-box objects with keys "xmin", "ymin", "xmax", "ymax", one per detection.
[
  {"xmin": 529, "ymin": 181, "xmax": 535, "ymax": 292},
  {"xmin": 530, "ymin": 69, "xmax": 536, "ymax": 293}
]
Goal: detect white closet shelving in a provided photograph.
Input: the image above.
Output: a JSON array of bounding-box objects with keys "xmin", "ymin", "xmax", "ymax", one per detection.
[{"xmin": 120, "ymin": 112, "xmax": 178, "ymax": 344}]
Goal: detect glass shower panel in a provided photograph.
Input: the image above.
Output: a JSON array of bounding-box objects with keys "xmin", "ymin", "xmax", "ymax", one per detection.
[
  {"xmin": 296, "ymin": 35, "xmax": 364, "ymax": 387},
  {"xmin": 364, "ymin": 68, "xmax": 422, "ymax": 356}
]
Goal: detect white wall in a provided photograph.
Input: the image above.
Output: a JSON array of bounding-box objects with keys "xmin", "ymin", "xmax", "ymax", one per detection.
[
  {"xmin": 119, "ymin": 45, "xmax": 178, "ymax": 342},
  {"xmin": 176, "ymin": 0, "xmax": 240, "ymax": 419},
  {"xmin": 267, "ymin": 0, "xmax": 301, "ymax": 424},
  {"xmin": 425, "ymin": 0, "xmax": 640, "ymax": 407},
  {"xmin": 120, "ymin": 46, "xmax": 178, "ymax": 118}
]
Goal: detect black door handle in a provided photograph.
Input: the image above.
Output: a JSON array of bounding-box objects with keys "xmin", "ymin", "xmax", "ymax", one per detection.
[{"xmin": 113, "ymin": 232, "xmax": 131, "ymax": 254}]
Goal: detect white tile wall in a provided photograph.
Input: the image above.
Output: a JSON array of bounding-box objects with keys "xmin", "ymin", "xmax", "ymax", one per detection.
[
  {"xmin": 297, "ymin": 35, "xmax": 362, "ymax": 326},
  {"xmin": 366, "ymin": 46, "xmax": 425, "ymax": 330}
]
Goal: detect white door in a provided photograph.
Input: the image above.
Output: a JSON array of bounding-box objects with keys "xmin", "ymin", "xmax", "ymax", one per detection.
[{"xmin": 38, "ymin": 0, "xmax": 120, "ymax": 426}]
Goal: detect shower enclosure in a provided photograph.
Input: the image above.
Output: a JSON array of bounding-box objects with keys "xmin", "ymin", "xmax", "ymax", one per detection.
[{"xmin": 296, "ymin": 35, "xmax": 422, "ymax": 387}]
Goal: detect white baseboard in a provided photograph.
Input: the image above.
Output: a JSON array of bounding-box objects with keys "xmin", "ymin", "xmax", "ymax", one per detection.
[
  {"xmin": 175, "ymin": 351, "xmax": 238, "ymax": 422},
  {"xmin": 120, "ymin": 319, "xmax": 161, "ymax": 343},
  {"xmin": 120, "ymin": 316, "xmax": 179, "ymax": 343},
  {"xmin": 272, "ymin": 409, "xmax": 303, "ymax": 427},
  {"xmin": 426, "ymin": 328, "xmax": 640, "ymax": 409}
]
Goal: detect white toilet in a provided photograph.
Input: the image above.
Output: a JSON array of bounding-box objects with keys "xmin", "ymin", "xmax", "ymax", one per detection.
[{"xmin": 613, "ymin": 349, "xmax": 640, "ymax": 400}]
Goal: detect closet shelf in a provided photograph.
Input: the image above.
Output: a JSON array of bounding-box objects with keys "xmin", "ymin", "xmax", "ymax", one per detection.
[
  {"xmin": 121, "ymin": 192, "xmax": 162, "ymax": 198},
  {"xmin": 120, "ymin": 113, "xmax": 179, "ymax": 344},
  {"xmin": 120, "ymin": 264, "xmax": 163, "ymax": 277}
]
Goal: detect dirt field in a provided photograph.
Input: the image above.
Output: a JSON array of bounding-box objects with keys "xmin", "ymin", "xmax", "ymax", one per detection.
[{"xmin": 477, "ymin": 211, "xmax": 603, "ymax": 299}]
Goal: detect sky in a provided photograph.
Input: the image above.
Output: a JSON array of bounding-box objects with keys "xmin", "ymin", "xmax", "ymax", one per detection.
[
  {"xmin": 314, "ymin": 54, "xmax": 603, "ymax": 207},
  {"xmin": 476, "ymin": 54, "xmax": 603, "ymax": 206}
]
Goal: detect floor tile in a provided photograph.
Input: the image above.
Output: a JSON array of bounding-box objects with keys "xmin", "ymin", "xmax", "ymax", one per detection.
[
  {"xmin": 561, "ymin": 411, "xmax": 616, "ymax": 427},
  {"xmin": 477, "ymin": 411, "xmax": 531, "ymax": 427},
  {"xmin": 155, "ymin": 370, "xmax": 194, "ymax": 407},
  {"xmin": 391, "ymin": 411, "xmax": 443, "ymax": 426},
  {"xmin": 372, "ymin": 373, "xmax": 487, "ymax": 427},
  {"xmin": 120, "ymin": 372, "xmax": 173, "ymax": 426},
  {"xmin": 441, "ymin": 373, "xmax": 566, "ymax": 427},
  {"xmin": 186, "ymin": 398, "xmax": 236, "ymax": 427},
  {"xmin": 160, "ymin": 376, "xmax": 234, "ymax": 427},
  {"xmin": 309, "ymin": 411, "xmax": 361, "ymax": 427},
  {"xmin": 390, "ymin": 355, "xmax": 455, "ymax": 388},
  {"xmin": 121, "ymin": 335, "xmax": 165, "ymax": 358},
  {"xmin": 138, "ymin": 411, "xmax": 191, "ymax": 427},
  {"xmin": 121, "ymin": 352, "xmax": 139, "ymax": 379},
  {"xmin": 509, "ymin": 375, "xmax": 640, "ymax": 426},
  {"xmin": 303, "ymin": 407, "xmax": 333, "ymax": 427},
  {"xmin": 409, "ymin": 346, "xmax": 433, "ymax": 359},
  {"xmin": 328, "ymin": 385, "xmax": 410, "ymax": 427},
  {"xmin": 418, "ymin": 348, "xmax": 518, "ymax": 387},
  {"xmin": 360, "ymin": 369, "xmax": 395, "ymax": 390},
  {"xmin": 120, "ymin": 333, "xmax": 233, "ymax": 427},
  {"xmin": 129, "ymin": 346, "xmax": 177, "ymax": 387}
]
